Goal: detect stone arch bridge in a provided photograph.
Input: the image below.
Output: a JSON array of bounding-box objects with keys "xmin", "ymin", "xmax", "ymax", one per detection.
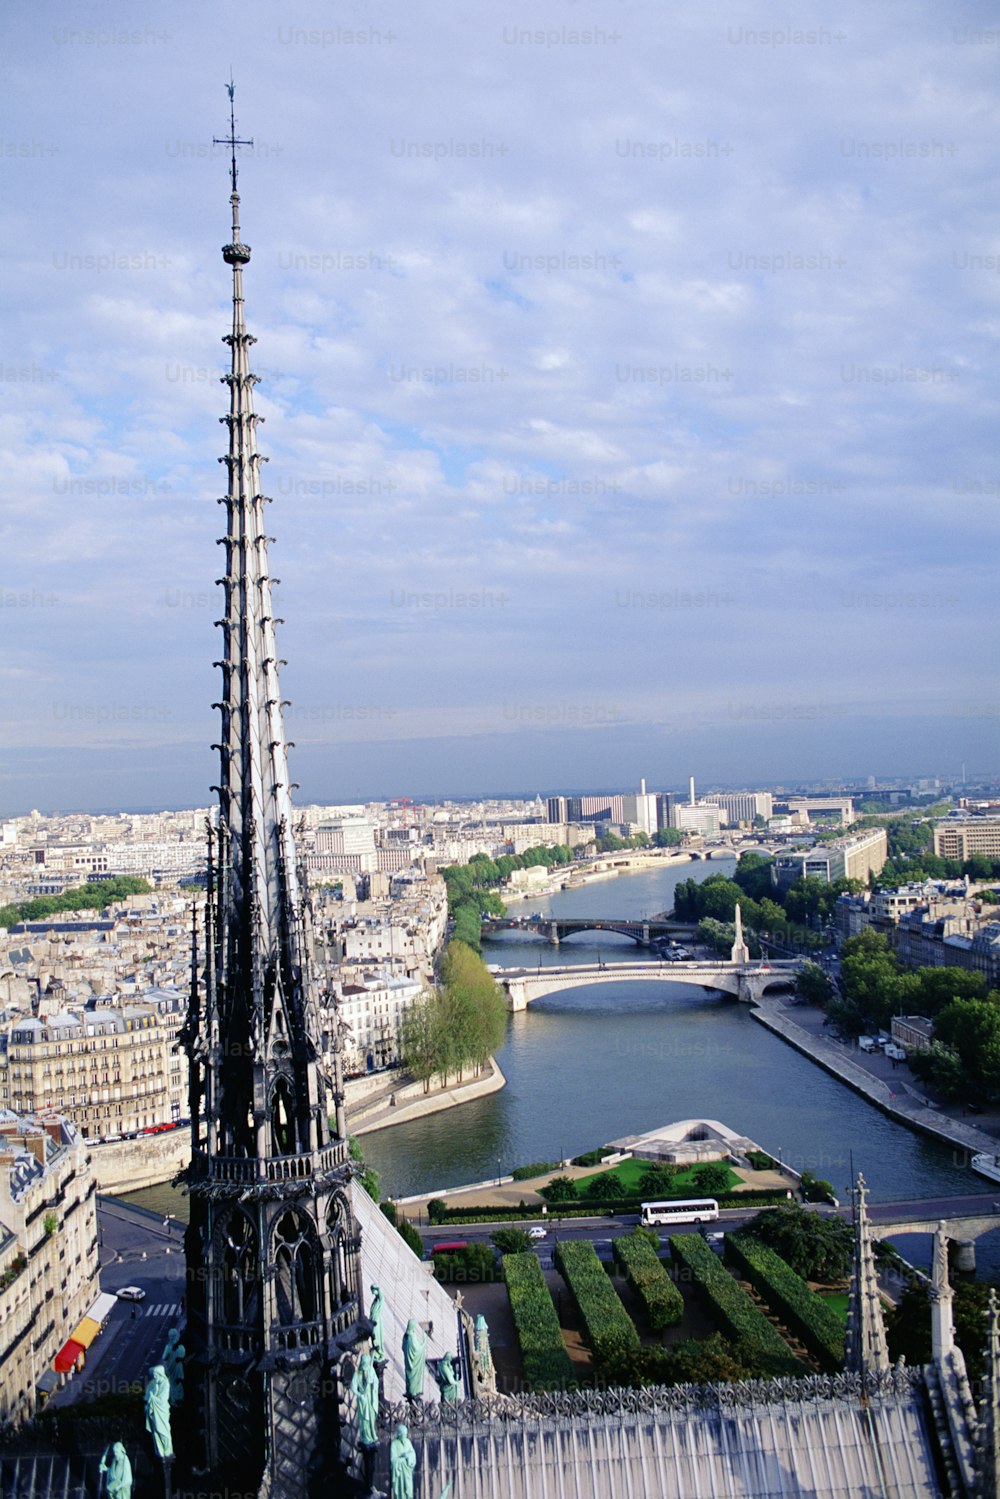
[
  {"xmin": 481, "ymin": 917, "xmax": 696, "ymax": 947},
  {"xmin": 495, "ymin": 959, "xmax": 802, "ymax": 1010}
]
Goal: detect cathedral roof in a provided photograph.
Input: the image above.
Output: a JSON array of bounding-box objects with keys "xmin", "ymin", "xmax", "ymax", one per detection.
[{"xmin": 385, "ymin": 1371, "xmax": 945, "ymax": 1498}]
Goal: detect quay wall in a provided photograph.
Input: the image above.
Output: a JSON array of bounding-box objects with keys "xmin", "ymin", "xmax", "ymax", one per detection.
[
  {"xmin": 751, "ymin": 1000, "xmax": 999, "ymax": 1162},
  {"xmin": 84, "ymin": 1060, "xmax": 507, "ymax": 1191},
  {"xmin": 348, "ymin": 1057, "xmax": 506, "ymax": 1136},
  {"xmin": 87, "ymin": 1129, "xmax": 190, "ymax": 1196}
]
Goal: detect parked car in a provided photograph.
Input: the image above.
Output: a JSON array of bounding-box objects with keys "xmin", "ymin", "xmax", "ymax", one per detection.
[{"xmin": 117, "ymin": 1286, "xmax": 146, "ymax": 1302}]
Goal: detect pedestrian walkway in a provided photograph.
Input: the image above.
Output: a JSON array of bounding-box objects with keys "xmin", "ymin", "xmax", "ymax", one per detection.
[{"xmin": 752, "ymin": 997, "xmax": 1000, "ymax": 1159}]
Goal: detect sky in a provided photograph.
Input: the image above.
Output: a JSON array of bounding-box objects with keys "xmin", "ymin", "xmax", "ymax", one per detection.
[{"xmin": 2, "ymin": 1, "xmax": 998, "ymax": 815}]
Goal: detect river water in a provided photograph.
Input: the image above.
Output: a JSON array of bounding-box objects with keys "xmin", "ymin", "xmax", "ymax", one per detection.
[
  {"xmin": 125, "ymin": 856, "xmax": 999, "ymax": 1270},
  {"xmin": 361, "ymin": 858, "xmax": 974, "ymax": 1207}
]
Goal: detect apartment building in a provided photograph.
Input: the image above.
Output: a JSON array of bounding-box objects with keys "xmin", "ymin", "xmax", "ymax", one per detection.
[
  {"xmin": 0, "ymin": 1111, "xmax": 99, "ymax": 1426},
  {"xmin": 1, "ymin": 999, "xmax": 187, "ymax": 1142},
  {"xmin": 330, "ymin": 972, "xmax": 424, "ymax": 1076}
]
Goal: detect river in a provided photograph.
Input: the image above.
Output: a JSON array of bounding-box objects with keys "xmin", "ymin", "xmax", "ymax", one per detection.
[{"xmin": 125, "ymin": 855, "xmax": 999, "ymax": 1271}]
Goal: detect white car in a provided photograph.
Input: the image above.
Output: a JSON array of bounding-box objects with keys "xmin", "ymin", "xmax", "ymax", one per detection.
[
  {"xmin": 117, "ymin": 1286, "xmax": 146, "ymax": 1302},
  {"xmin": 528, "ymin": 1227, "xmax": 547, "ymax": 1240}
]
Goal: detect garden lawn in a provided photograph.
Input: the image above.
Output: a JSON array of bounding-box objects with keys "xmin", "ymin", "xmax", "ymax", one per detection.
[
  {"xmin": 817, "ymin": 1292, "xmax": 850, "ymax": 1323},
  {"xmin": 572, "ymin": 1159, "xmax": 740, "ymax": 1197}
]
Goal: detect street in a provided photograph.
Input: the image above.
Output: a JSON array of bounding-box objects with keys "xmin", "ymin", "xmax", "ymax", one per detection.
[{"xmin": 49, "ymin": 1198, "xmax": 186, "ymax": 1408}]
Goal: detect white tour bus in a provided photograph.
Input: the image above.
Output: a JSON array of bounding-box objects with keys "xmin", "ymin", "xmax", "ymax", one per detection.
[{"xmin": 640, "ymin": 1197, "xmax": 719, "ymax": 1227}]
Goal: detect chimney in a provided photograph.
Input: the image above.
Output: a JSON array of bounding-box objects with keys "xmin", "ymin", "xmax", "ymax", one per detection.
[{"xmin": 689, "ymin": 777, "xmax": 696, "ymax": 806}]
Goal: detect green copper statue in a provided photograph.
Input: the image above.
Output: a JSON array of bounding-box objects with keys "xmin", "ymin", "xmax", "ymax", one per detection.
[
  {"xmin": 402, "ymin": 1318, "xmax": 426, "ymax": 1399},
  {"xmin": 390, "ymin": 1421, "xmax": 417, "ymax": 1499},
  {"xmin": 369, "ymin": 1283, "xmax": 385, "ymax": 1361},
  {"xmin": 160, "ymin": 1327, "xmax": 185, "ymax": 1404},
  {"xmin": 434, "ymin": 1352, "xmax": 460, "ymax": 1403},
  {"xmin": 98, "ymin": 1442, "xmax": 132, "ymax": 1499},
  {"xmin": 144, "ymin": 1365, "xmax": 173, "ymax": 1459},
  {"xmin": 350, "ymin": 1350, "xmax": 380, "ymax": 1447}
]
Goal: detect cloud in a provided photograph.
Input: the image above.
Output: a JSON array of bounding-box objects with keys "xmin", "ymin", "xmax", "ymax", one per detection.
[{"xmin": 1, "ymin": 0, "xmax": 997, "ymax": 810}]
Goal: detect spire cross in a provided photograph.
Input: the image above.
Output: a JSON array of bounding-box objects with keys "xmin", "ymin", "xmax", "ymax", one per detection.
[{"xmin": 213, "ymin": 79, "xmax": 253, "ymax": 196}]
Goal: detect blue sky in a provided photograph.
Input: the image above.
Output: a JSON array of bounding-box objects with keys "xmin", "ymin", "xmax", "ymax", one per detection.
[{"xmin": 2, "ymin": 1, "xmax": 998, "ymax": 814}]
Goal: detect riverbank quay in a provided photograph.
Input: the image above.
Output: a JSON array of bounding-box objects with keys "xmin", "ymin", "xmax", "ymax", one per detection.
[
  {"xmin": 751, "ymin": 996, "xmax": 1000, "ymax": 1164},
  {"xmin": 502, "ymin": 849, "xmax": 693, "ymax": 904},
  {"xmin": 346, "ymin": 1056, "xmax": 506, "ymax": 1136}
]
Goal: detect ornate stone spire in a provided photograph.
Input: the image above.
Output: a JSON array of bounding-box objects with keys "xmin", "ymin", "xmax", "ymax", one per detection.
[
  {"xmin": 931, "ymin": 1219, "xmax": 955, "ymax": 1361},
  {"xmin": 976, "ymin": 1289, "xmax": 1000, "ymax": 1498},
  {"xmin": 844, "ymin": 1173, "xmax": 890, "ymax": 1375},
  {"xmin": 181, "ymin": 85, "xmax": 362, "ymax": 1496}
]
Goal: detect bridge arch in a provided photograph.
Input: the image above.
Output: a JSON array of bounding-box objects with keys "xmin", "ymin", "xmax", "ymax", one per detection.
[{"xmin": 495, "ymin": 959, "xmax": 802, "ymax": 1011}]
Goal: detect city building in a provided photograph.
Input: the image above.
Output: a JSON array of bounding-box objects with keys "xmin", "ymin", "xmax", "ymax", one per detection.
[
  {"xmin": 332, "ymin": 971, "xmax": 423, "ymax": 1075},
  {"xmin": 703, "ymin": 791, "xmax": 774, "ymax": 826},
  {"xmin": 777, "ymin": 796, "xmax": 856, "ymax": 826},
  {"xmin": 0, "ymin": 1111, "xmax": 99, "ymax": 1426},
  {"xmin": 0, "ymin": 997, "xmax": 188, "ymax": 1141},
  {"xmin": 934, "ymin": 818, "xmax": 1000, "ymax": 861},
  {"xmin": 671, "ymin": 804, "xmax": 722, "ymax": 836},
  {"xmin": 771, "ymin": 827, "xmax": 887, "ymax": 891},
  {"xmin": 890, "ymin": 1016, "xmax": 934, "ymax": 1051}
]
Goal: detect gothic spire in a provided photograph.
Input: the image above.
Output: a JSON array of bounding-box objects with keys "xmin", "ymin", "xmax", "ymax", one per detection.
[
  {"xmin": 181, "ymin": 89, "xmax": 363, "ymax": 1494},
  {"xmin": 844, "ymin": 1173, "xmax": 890, "ymax": 1376},
  {"xmin": 976, "ymin": 1289, "xmax": 1000, "ymax": 1498}
]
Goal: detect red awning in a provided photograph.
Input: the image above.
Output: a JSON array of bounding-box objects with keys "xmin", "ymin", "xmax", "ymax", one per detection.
[{"xmin": 54, "ymin": 1338, "xmax": 85, "ymax": 1373}]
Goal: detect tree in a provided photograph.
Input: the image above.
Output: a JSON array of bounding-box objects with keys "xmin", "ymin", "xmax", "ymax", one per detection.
[
  {"xmin": 638, "ymin": 1164, "xmax": 679, "ymax": 1197},
  {"xmin": 734, "ymin": 852, "xmax": 775, "ymax": 903},
  {"xmin": 543, "ymin": 1176, "xmax": 578, "ymax": 1201},
  {"xmin": 796, "ymin": 962, "xmax": 834, "ymax": 1006},
  {"xmin": 888, "ymin": 1277, "xmax": 999, "ymax": 1369},
  {"xmin": 913, "ymin": 967, "xmax": 987, "ymax": 1017},
  {"xmin": 799, "ymin": 1170, "xmax": 835, "ymax": 1204},
  {"xmin": 398, "ymin": 997, "xmax": 437, "ymax": 1094},
  {"xmin": 748, "ymin": 1205, "xmax": 853, "ymax": 1281},
  {"xmin": 400, "ymin": 941, "xmax": 507, "ymax": 1090},
  {"xmin": 491, "ymin": 1228, "xmax": 532, "ymax": 1255},
  {"xmin": 933, "ymin": 997, "xmax": 1000, "ymax": 1099},
  {"xmin": 397, "ymin": 1218, "xmax": 423, "ymax": 1257},
  {"xmin": 689, "ymin": 1162, "xmax": 732, "ymax": 1195},
  {"xmin": 348, "ymin": 1136, "xmax": 380, "ymax": 1202},
  {"xmin": 653, "ymin": 827, "xmax": 684, "ymax": 847},
  {"xmin": 585, "ymin": 1172, "xmax": 626, "ymax": 1200},
  {"xmin": 908, "ymin": 1041, "xmax": 965, "ymax": 1100},
  {"xmin": 838, "ymin": 928, "xmax": 912, "ymax": 1030}
]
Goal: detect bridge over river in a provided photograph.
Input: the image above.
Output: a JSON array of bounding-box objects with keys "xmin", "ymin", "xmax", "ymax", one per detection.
[
  {"xmin": 494, "ymin": 958, "xmax": 802, "ymax": 1008},
  {"xmin": 482, "ymin": 915, "xmax": 697, "ymax": 946}
]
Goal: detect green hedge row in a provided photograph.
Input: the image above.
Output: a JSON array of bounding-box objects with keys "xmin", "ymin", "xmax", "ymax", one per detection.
[
  {"xmin": 612, "ymin": 1235, "xmax": 683, "ymax": 1331},
  {"xmin": 502, "ymin": 1252, "xmax": 575, "ymax": 1389},
  {"xmin": 669, "ymin": 1234, "xmax": 802, "ymax": 1378},
  {"xmin": 725, "ymin": 1231, "xmax": 845, "ymax": 1371},
  {"xmin": 430, "ymin": 1243, "xmax": 500, "ymax": 1284},
  {"xmin": 555, "ymin": 1240, "xmax": 640, "ymax": 1363},
  {"xmin": 511, "ymin": 1161, "xmax": 563, "ymax": 1181},
  {"xmin": 432, "ymin": 1204, "xmax": 618, "ymax": 1224}
]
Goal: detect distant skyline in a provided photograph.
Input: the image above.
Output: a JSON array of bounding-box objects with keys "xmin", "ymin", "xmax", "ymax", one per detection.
[{"xmin": 3, "ymin": 2, "xmax": 998, "ymax": 817}]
